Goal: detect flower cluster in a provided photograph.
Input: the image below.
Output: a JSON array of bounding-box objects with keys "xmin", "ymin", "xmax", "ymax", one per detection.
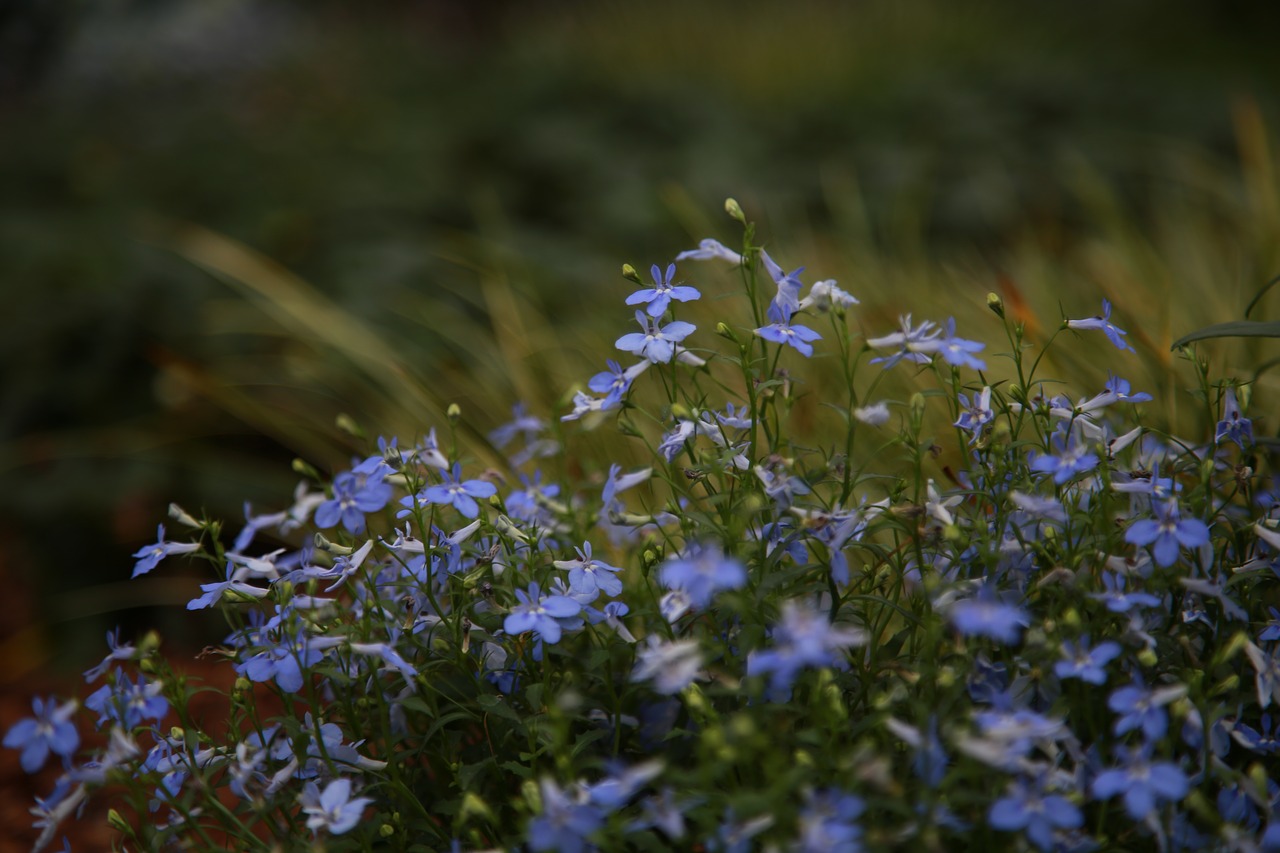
[{"xmin": 7, "ymin": 202, "xmax": 1275, "ymax": 853}]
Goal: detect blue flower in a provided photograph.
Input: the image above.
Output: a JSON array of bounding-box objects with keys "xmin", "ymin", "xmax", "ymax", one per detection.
[
  {"xmin": 759, "ymin": 248, "xmax": 805, "ymax": 316},
  {"xmin": 631, "ymin": 635, "xmax": 703, "ymax": 694},
  {"xmin": 401, "ymin": 463, "xmax": 497, "ymax": 520},
  {"xmin": 1109, "ymin": 680, "xmax": 1184, "ymax": 741},
  {"xmin": 1216, "ymin": 386, "xmax": 1253, "ymax": 448},
  {"xmin": 3, "ymin": 696, "xmax": 79, "ymax": 773},
  {"xmin": 1091, "ymin": 744, "xmax": 1188, "ymax": 820},
  {"xmin": 1091, "ymin": 572, "xmax": 1161, "ymax": 613},
  {"xmin": 796, "ymin": 788, "xmax": 864, "ymax": 853},
  {"xmin": 299, "ymin": 778, "xmax": 372, "ymax": 836},
  {"xmin": 554, "ymin": 541, "xmax": 624, "ymax": 601},
  {"xmin": 1066, "ymin": 299, "xmax": 1134, "ymax": 352},
  {"xmin": 754, "ymin": 302, "xmax": 822, "ymax": 357},
  {"xmin": 626, "ymin": 263, "xmax": 700, "ymax": 317},
  {"xmin": 657, "ymin": 542, "xmax": 746, "ymax": 608},
  {"xmin": 1029, "ymin": 429, "xmax": 1099, "ymax": 485},
  {"xmin": 949, "ymin": 595, "xmax": 1030, "ymax": 644},
  {"xmin": 615, "ymin": 310, "xmax": 697, "ymax": 364},
  {"xmin": 675, "ymin": 238, "xmax": 742, "ymax": 265},
  {"xmin": 527, "ymin": 778, "xmax": 605, "ymax": 853},
  {"xmin": 989, "ymin": 778, "xmax": 1083, "ymax": 852},
  {"xmin": 505, "ymin": 582, "xmax": 582, "ymax": 645},
  {"xmin": 314, "ymin": 470, "xmax": 392, "ymax": 535},
  {"xmin": 954, "ymin": 386, "xmax": 993, "ymax": 443},
  {"xmin": 867, "ymin": 315, "xmax": 942, "ymax": 369},
  {"xmin": 83, "ymin": 628, "xmax": 137, "ymax": 683},
  {"xmin": 1233, "ymin": 713, "xmax": 1280, "ymax": 755},
  {"xmin": 747, "ymin": 599, "xmax": 867, "ymax": 695},
  {"xmin": 131, "ymin": 524, "xmax": 200, "ymax": 578},
  {"xmin": 488, "ymin": 402, "xmax": 547, "ymax": 450},
  {"xmin": 587, "ymin": 359, "xmax": 649, "ymax": 406},
  {"xmin": 936, "ymin": 318, "xmax": 986, "ymax": 370},
  {"xmin": 1054, "ymin": 637, "xmax": 1122, "ymax": 685},
  {"xmin": 1124, "ymin": 498, "xmax": 1210, "ymax": 568},
  {"xmin": 84, "ymin": 673, "xmax": 169, "ymax": 728}
]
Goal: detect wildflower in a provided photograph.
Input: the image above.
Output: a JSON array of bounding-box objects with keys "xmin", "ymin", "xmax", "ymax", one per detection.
[
  {"xmin": 867, "ymin": 315, "xmax": 942, "ymax": 369},
  {"xmin": 1076, "ymin": 373, "xmax": 1152, "ymax": 414},
  {"xmin": 236, "ymin": 633, "xmax": 328, "ymax": 694},
  {"xmin": 854, "ymin": 401, "xmax": 890, "ymax": 426},
  {"xmin": 796, "ymin": 788, "xmax": 865, "ymax": 853},
  {"xmin": 1091, "ymin": 572, "xmax": 1161, "ymax": 613},
  {"xmin": 1216, "ymin": 386, "xmax": 1253, "ymax": 448},
  {"xmin": 1232, "ymin": 714, "xmax": 1280, "ymax": 755},
  {"xmin": 1124, "ymin": 498, "xmax": 1210, "ymax": 568},
  {"xmin": 950, "ymin": 595, "xmax": 1030, "ymax": 644},
  {"xmin": 131, "ymin": 524, "xmax": 200, "ymax": 578},
  {"xmin": 488, "ymin": 402, "xmax": 546, "ymax": 450},
  {"xmin": 799, "ymin": 279, "xmax": 859, "ymax": 313},
  {"xmin": 674, "ymin": 238, "xmax": 742, "ymax": 265},
  {"xmin": 83, "ymin": 628, "xmax": 137, "ymax": 683},
  {"xmin": 884, "ymin": 717, "xmax": 948, "ymax": 788},
  {"xmin": 527, "ymin": 779, "xmax": 605, "ymax": 853},
  {"xmin": 759, "ymin": 248, "xmax": 805, "ymax": 315},
  {"xmin": 314, "ymin": 470, "xmax": 392, "ymax": 535},
  {"xmin": 989, "ymin": 777, "xmax": 1083, "ymax": 852},
  {"xmin": 561, "ymin": 390, "xmax": 614, "ymax": 422},
  {"xmin": 1109, "ymin": 680, "xmax": 1185, "ymax": 741},
  {"xmin": 505, "ymin": 582, "xmax": 582, "ymax": 645},
  {"xmin": 404, "ymin": 463, "xmax": 497, "ymax": 520},
  {"xmin": 3, "ymin": 697, "xmax": 79, "ymax": 773},
  {"xmin": 1091, "ymin": 744, "xmax": 1188, "ymax": 820},
  {"xmin": 954, "ymin": 386, "xmax": 993, "ymax": 443},
  {"xmin": 583, "ymin": 600, "xmax": 636, "ymax": 642},
  {"xmin": 1029, "ymin": 429, "xmax": 1099, "ymax": 485},
  {"xmin": 657, "ymin": 542, "xmax": 746, "ymax": 608},
  {"xmin": 1066, "ymin": 299, "xmax": 1133, "ymax": 351},
  {"xmin": 1054, "ymin": 637, "xmax": 1122, "ymax": 685},
  {"xmin": 626, "ymin": 263, "xmax": 700, "ymax": 317},
  {"xmin": 554, "ymin": 541, "xmax": 624, "ymax": 600},
  {"xmin": 299, "ymin": 778, "xmax": 372, "ymax": 836},
  {"xmin": 615, "ymin": 310, "xmax": 697, "ymax": 364},
  {"xmin": 587, "ymin": 359, "xmax": 649, "ymax": 406},
  {"xmin": 84, "ymin": 673, "xmax": 168, "ymax": 728},
  {"xmin": 754, "ymin": 301, "xmax": 822, "ymax": 357},
  {"xmin": 631, "ymin": 636, "xmax": 703, "ymax": 694},
  {"xmin": 1245, "ymin": 641, "xmax": 1280, "ymax": 708},
  {"xmin": 936, "ymin": 318, "xmax": 986, "ymax": 370},
  {"xmin": 747, "ymin": 599, "xmax": 867, "ymax": 694}
]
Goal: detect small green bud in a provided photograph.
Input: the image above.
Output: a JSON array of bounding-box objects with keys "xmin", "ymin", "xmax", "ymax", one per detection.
[
  {"xmin": 621, "ymin": 263, "xmax": 641, "ymax": 283},
  {"xmin": 1137, "ymin": 647, "xmax": 1158, "ymax": 668},
  {"xmin": 909, "ymin": 392, "xmax": 926, "ymax": 421},
  {"xmin": 107, "ymin": 809, "xmax": 132, "ymax": 834},
  {"xmin": 1212, "ymin": 630, "xmax": 1250, "ymax": 666},
  {"xmin": 725, "ymin": 197, "xmax": 746, "ymax": 224},
  {"xmin": 170, "ymin": 726, "xmax": 185, "ymax": 741},
  {"xmin": 986, "ymin": 292, "xmax": 1005, "ymax": 318},
  {"xmin": 447, "ymin": 403, "xmax": 462, "ymax": 423},
  {"xmin": 379, "ymin": 824, "xmax": 396, "ymax": 838},
  {"xmin": 234, "ymin": 677, "xmax": 252, "ymax": 693},
  {"xmin": 335, "ymin": 413, "xmax": 363, "ymax": 438},
  {"xmin": 313, "ymin": 532, "xmax": 353, "ymax": 555},
  {"xmin": 670, "ymin": 402, "xmax": 692, "ymax": 421},
  {"xmin": 1250, "ymin": 762, "xmax": 1271, "ymax": 795},
  {"xmin": 1061, "ymin": 608, "xmax": 1081, "ymax": 630},
  {"xmin": 139, "ymin": 630, "xmax": 163, "ymax": 654},
  {"xmin": 715, "ymin": 321, "xmax": 739, "ymax": 342},
  {"xmin": 291, "ymin": 458, "xmax": 321, "ymax": 479}
]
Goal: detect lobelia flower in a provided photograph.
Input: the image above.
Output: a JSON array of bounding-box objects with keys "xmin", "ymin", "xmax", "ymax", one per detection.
[
  {"xmin": 1054, "ymin": 636, "xmax": 1122, "ymax": 685},
  {"xmin": 615, "ymin": 310, "xmax": 697, "ymax": 364},
  {"xmin": 798, "ymin": 279, "xmax": 858, "ymax": 313},
  {"xmin": 83, "ymin": 628, "xmax": 137, "ymax": 682},
  {"xmin": 746, "ymin": 598, "xmax": 867, "ymax": 695},
  {"xmin": 954, "ymin": 386, "xmax": 993, "ymax": 443},
  {"xmin": 1076, "ymin": 372, "xmax": 1152, "ymax": 415},
  {"xmin": 84, "ymin": 673, "xmax": 169, "ymax": 728},
  {"xmin": 754, "ymin": 301, "xmax": 822, "ymax": 357},
  {"xmin": 1091, "ymin": 571, "xmax": 1161, "ymax": 613},
  {"xmin": 935, "ymin": 318, "xmax": 986, "ymax": 370},
  {"xmin": 1216, "ymin": 386, "xmax": 1253, "ymax": 448},
  {"xmin": 658, "ymin": 542, "xmax": 746, "ymax": 608},
  {"xmin": 867, "ymin": 314, "xmax": 943, "ymax": 369},
  {"xmin": 759, "ymin": 248, "xmax": 805, "ymax": 316},
  {"xmin": 949, "ymin": 593, "xmax": 1030, "ymax": 644},
  {"xmin": 488, "ymin": 402, "xmax": 546, "ymax": 450},
  {"xmin": 853, "ymin": 401, "xmax": 891, "ymax": 426},
  {"xmin": 131, "ymin": 524, "xmax": 200, "ymax": 578},
  {"xmin": 631, "ymin": 635, "xmax": 703, "ymax": 694},
  {"xmin": 314, "ymin": 469, "xmax": 392, "ymax": 535},
  {"xmin": 626, "ymin": 263, "xmax": 700, "ymax": 317},
  {"xmin": 554, "ymin": 541, "xmax": 624, "ymax": 600},
  {"xmin": 1029, "ymin": 428, "xmax": 1099, "ymax": 485},
  {"xmin": 1091, "ymin": 744, "xmax": 1188, "ymax": 820},
  {"xmin": 1232, "ymin": 713, "xmax": 1280, "ymax": 755},
  {"xmin": 587, "ymin": 358, "xmax": 649, "ymax": 406},
  {"xmin": 988, "ymin": 777, "xmax": 1083, "ymax": 852},
  {"xmin": 1108, "ymin": 679, "xmax": 1185, "ymax": 741},
  {"xmin": 504, "ymin": 581, "xmax": 582, "ymax": 645},
  {"xmin": 1245, "ymin": 641, "xmax": 1280, "ymax": 708},
  {"xmin": 3, "ymin": 696, "xmax": 79, "ymax": 773},
  {"xmin": 299, "ymin": 778, "xmax": 373, "ymax": 836},
  {"xmin": 526, "ymin": 778, "xmax": 605, "ymax": 853},
  {"xmin": 400, "ymin": 463, "xmax": 497, "ymax": 520},
  {"xmin": 796, "ymin": 788, "xmax": 865, "ymax": 853},
  {"xmin": 1124, "ymin": 498, "xmax": 1210, "ymax": 568},
  {"xmin": 674, "ymin": 237, "xmax": 742, "ymax": 265},
  {"xmin": 1066, "ymin": 298, "xmax": 1134, "ymax": 351}
]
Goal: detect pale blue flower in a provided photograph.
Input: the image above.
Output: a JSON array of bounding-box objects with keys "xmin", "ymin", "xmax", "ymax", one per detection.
[
  {"xmin": 626, "ymin": 263, "xmax": 700, "ymax": 317},
  {"xmin": 299, "ymin": 778, "xmax": 372, "ymax": 836},
  {"xmin": 1066, "ymin": 298, "xmax": 1133, "ymax": 351},
  {"xmin": 615, "ymin": 310, "xmax": 697, "ymax": 364}
]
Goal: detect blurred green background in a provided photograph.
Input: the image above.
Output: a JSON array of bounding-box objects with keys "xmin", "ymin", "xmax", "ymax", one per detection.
[{"xmin": 3, "ymin": 0, "xmax": 1280, "ymax": 677}]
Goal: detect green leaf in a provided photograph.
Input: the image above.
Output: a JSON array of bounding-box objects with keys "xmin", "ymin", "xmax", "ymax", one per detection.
[{"xmin": 1170, "ymin": 320, "xmax": 1280, "ymax": 350}]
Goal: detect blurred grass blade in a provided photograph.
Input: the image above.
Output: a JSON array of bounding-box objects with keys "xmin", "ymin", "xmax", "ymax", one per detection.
[
  {"xmin": 1171, "ymin": 320, "xmax": 1280, "ymax": 350},
  {"xmin": 1245, "ymin": 273, "xmax": 1280, "ymax": 318}
]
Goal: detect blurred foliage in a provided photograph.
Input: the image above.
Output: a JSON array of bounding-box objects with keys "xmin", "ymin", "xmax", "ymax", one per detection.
[{"xmin": 2, "ymin": 0, "xmax": 1280, "ymax": 671}]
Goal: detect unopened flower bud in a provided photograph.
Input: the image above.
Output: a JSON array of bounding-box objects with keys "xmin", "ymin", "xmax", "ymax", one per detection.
[
  {"xmin": 986, "ymin": 292, "xmax": 1005, "ymax": 318},
  {"xmin": 715, "ymin": 321, "xmax": 739, "ymax": 342},
  {"xmin": 379, "ymin": 824, "xmax": 395, "ymax": 838},
  {"xmin": 108, "ymin": 809, "xmax": 132, "ymax": 834},
  {"xmin": 1137, "ymin": 648, "xmax": 1159, "ymax": 668},
  {"xmin": 622, "ymin": 263, "xmax": 641, "ymax": 283},
  {"xmin": 168, "ymin": 503, "xmax": 201, "ymax": 528},
  {"xmin": 335, "ymin": 413, "xmax": 363, "ymax": 438},
  {"xmin": 447, "ymin": 403, "xmax": 462, "ymax": 423},
  {"xmin": 292, "ymin": 458, "xmax": 320, "ymax": 479},
  {"xmin": 725, "ymin": 197, "xmax": 746, "ymax": 224},
  {"xmin": 670, "ymin": 402, "xmax": 692, "ymax": 421}
]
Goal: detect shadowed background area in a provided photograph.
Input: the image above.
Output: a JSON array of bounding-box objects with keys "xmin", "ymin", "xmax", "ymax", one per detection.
[{"xmin": 2, "ymin": 0, "xmax": 1279, "ymax": 699}]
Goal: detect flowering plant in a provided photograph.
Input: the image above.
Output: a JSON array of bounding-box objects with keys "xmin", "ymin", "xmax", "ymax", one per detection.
[{"xmin": 9, "ymin": 201, "xmax": 1278, "ymax": 852}]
